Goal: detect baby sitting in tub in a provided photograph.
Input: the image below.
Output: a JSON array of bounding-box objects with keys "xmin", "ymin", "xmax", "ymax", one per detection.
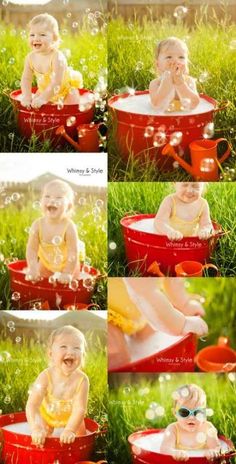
[
  {"xmin": 26, "ymin": 325, "xmax": 89, "ymax": 445},
  {"xmin": 26, "ymin": 179, "xmax": 84, "ymax": 284},
  {"xmin": 154, "ymin": 182, "xmax": 213, "ymax": 240},
  {"xmin": 149, "ymin": 37, "xmax": 200, "ymax": 112},
  {"xmin": 21, "ymin": 13, "xmax": 83, "ymax": 109},
  {"xmin": 160, "ymin": 384, "xmax": 221, "ymax": 461},
  {"xmin": 108, "ymin": 278, "xmax": 208, "ymax": 370}
]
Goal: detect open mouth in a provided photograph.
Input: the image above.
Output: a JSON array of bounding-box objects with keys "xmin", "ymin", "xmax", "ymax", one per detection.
[
  {"xmin": 63, "ymin": 358, "xmax": 74, "ymax": 367},
  {"xmin": 33, "ymin": 43, "xmax": 42, "ymax": 49},
  {"xmin": 47, "ymin": 206, "xmax": 58, "ymax": 213}
]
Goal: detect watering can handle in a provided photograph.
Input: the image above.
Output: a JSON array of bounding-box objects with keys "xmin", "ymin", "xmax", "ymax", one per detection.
[
  {"xmin": 202, "ymin": 263, "xmax": 219, "ymax": 275},
  {"xmin": 215, "ymin": 138, "xmax": 231, "ymax": 163},
  {"xmin": 213, "ymin": 100, "xmax": 230, "ymax": 113}
]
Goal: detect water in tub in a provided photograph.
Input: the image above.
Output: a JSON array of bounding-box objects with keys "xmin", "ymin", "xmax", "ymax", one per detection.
[
  {"xmin": 132, "ymin": 431, "xmax": 230, "ymax": 457},
  {"xmin": 111, "ymin": 93, "xmax": 214, "ymax": 116},
  {"xmin": 129, "ymin": 217, "xmax": 156, "ymax": 234},
  {"xmin": 2, "ymin": 422, "xmax": 90, "ymax": 436},
  {"xmin": 126, "ymin": 330, "xmax": 183, "ymax": 363}
]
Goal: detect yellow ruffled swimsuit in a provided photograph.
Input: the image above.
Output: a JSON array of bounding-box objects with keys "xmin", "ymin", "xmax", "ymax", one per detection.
[
  {"xmin": 29, "ymin": 52, "xmax": 83, "ymax": 103},
  {"xmin": 169, "ymin": 197, "xmax": 205, "ymax": 237},
  {"xmin": 40, "ymin": 370, "xmax": 84, "ymax": 428},
  {"xmin": 38, "ymin": 219, "xmax": 84, "ymax": 273},
  {"xmin": 174, "ymin": 423, "xmax": 207, "ymax": 450}
]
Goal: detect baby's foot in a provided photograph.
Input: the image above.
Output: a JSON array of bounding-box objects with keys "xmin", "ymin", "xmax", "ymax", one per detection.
[{"xmin": 182, "ymin": 316, "xmax": 208, "ymax": 337}]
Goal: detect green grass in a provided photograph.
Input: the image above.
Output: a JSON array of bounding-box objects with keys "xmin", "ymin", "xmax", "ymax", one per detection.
[
  {"xmin": 0, "ymin": 187, "xmax": 107, "ymax": 309},
  {"xmin": 0, "ymin": 333, "xmax": 107, "ymax": 459},
  {"xmin": 108, "ymin": 182, "xmax": 236, "ymax": 276},
  {"xmin": 0, "ymin": 19, "xmax": 107, "ymax": 152},
  {"xmin": 108, "ymin": 6, "xmax": 236, "ymax": 181},
  {"xmin": 108, "ymin": 373, "xmax": 236, "ymax": 464}
]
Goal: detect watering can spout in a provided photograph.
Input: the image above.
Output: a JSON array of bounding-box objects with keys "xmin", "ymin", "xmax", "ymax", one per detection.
[
  {"xmin": 162, "ymin": 144, "xmax": 195, "ymax": 177},
  {"xmin": 147, "ymin": 261, "xmax": 165, "ymax": 276},
  {"xmin": 55, "ymin": 126, "xmax": 81, "ymax": 151}
]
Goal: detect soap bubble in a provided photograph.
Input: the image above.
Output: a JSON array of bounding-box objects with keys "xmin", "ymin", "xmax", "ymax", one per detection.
[
  {"xmin": 228, "ymin": 372, "xmax": 236, "ymax": 382},
  {"xmin": 144, "ymin": 126, "xmax": 154, "ymax": 138},
  {"xmin": 149, "ymin": 402, "xmax": 158, "ymax": 409},
  {"xmin": 62, "ymin": 29, "xmax": 68, "ymax": 36},
  {"xmin": 138, "ymin": 387, "xmax": 150, "ymax": 396},
  {"xmin": 109, "ymin": 241, "xmax": 117, "ymax": 250},
  {"xmin": 90, "ymin": 27, "xmax": 99, "ymax": 36},
  {"xmin": 72, "ymin": 22, "xmax": 78, "ymax": 28},
  {"xmin": 170, "ymin": 131, "xmax": 183, "ymax": 146},
  {"xmin": 200, "ymin": 158, "xmax": 215, "ymax": 172},
  {"xmin": 135, "ymin": 61, "xmax": 144, "ymax": 71},
  {"xmin": 83, "ymin": 277, "xmax": 94, "ymax": 289},
  {"xmin": 78, "ymin": 197, "xmax": 86, "ymax": 206},
  {"xmin": 153, "ymin": 131, "xmax": 167, "ymax": 147},
  {"xmin": 145, "ymin": 409, "xmax": 155, "ymax": 420},
  {"xmin": 66, "ymin": 12, "xmax": 71, "ymax": 18},
  {"xmin": 54, "ymin": 85, "xmax": 60, "ymax": 95},
  {"xmin": 196, "ymin": 412, "xmax": 205, "ymax": 422},
  {"xmin": 180, "ymin": 98, "xmax": 191, "ymax": 110},
  {"xmin": 52, "ymin": 236, "xmax": 62, "ymax": 246},
  {"xmin": 180, "ymin": 387, "xmax": 189, "ymax": 398},
  {"xmin": 172, "ymin": 391, "xmax": 180, "ymax": 400},
  {"xmin": 48, "ymin": 275, "xmax": 56, "ymax": 284},
  {"xmin": 4, "ymin": 396, "xmax": 11, "ymax": 404},
  {"xmin": 229, "ymin": 39, "xmax": 236, "ymax": 50},
  {"xmin": 32, "ymin": 201, "xmax": 41, "ymax": 210},
  {"xmin": 206, "ymin": 408, "xmax": 214, "ymax": 417},
  {"xmin": 173, "ymin": 6, "xmax": 188, "ymax": 19},
  {"xmin": 15, "ymin": 337, "xmax": 22, "ymax": 343},
  {"xmin": 8, "ymin": 57, "xmax": 15, "ymax": 65},
  {"xmin": 203, "ymin": 122, "xmax": 214, "ymax": 139},
  {"xmin": 207, "ymin": 427, "xmax": 217, "ymax": 438},
  {"xmin": 11, "ymin": 292, "xmax": 20, "ymax": 301},
  {"xmin": 8, "ymin": 133, "xmax": 14, "ymax": 140},
  {"xmin": 7, "ymin": 321, "xmax": 15, "ymax": 329},
  {"xmin": 2, "ymin": 0, "xmax": 9, "ymax": 6},
  {"xmin": 66, "ymin": 116, "xmax": 76, "ymax": 127},
  {"xmin": 11, "ymin": 192, "xmax": 20, "ymax": 202},
  {"xmin": 173, "ymin": 161, "xmax": 180, "ymax": 169},
  {"xmin": 69, "ymin": 280, "xmax": 78, "ymax": 291},
  {"xmin": 199, "ymin": 71, "xmax": 209, "ymax": 83},
  {"xmin": 155, "ymin": 406, "xmax": 165, "ymax": 416},
  {"xmin": 196, "ymin": 432, "xmax": 207, "ymax": 444},
  {"xmin": 57, "ymin": 101, "xmax": 64, "ymax": 111},
  {"xmin": 96, "ymin": 199, "xmax": 104, "ymax": 208}
]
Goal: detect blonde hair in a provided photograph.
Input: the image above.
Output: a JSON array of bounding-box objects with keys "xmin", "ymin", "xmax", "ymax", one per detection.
[
  {"xmin": 29, "ymin": 14, "xmax": 60, "ymax": 43},
  {"xmin": 155, "ymin": 37, "xmax": 189, "ymax": 73},
  {"xmin": 48, "ymin": 325, "xmax": 86, "ymax": 366},
  {"xmin": 173, "ymin": 384, "xmax": 207, "ymax": 409},
  {"xmin": 42, "ymin": 179, "xmax": 74, "ymax": 211}
]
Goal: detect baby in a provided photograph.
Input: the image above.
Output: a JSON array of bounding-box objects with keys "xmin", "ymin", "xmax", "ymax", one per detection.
[
  {"xmin": 149, "ymin": 37, "xmax": 200, "ymax": 112},
  {"xmin": 108, "ymin": 278, "xmax": 208, "ymax": 370},
  {"xmin": 21, "ymin": 13, "xmax": 83, "ymax": 109},
  {"xmin": 160, "ymin": 384, "xmax": 221, "ymax": 461},
  {"xmin": 154, "ymin": 182, "xmax": 213, "ymax": 240},
  {"xmin": 26, "ymin": 179, "xmax": 83, "ymax": 284},
  {"xmin": 26, "ymin": 325, "xmax": 89, "ymax": 445}
]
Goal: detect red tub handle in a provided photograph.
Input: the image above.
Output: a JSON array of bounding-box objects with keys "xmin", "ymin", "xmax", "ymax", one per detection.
[{"xmin": 213, "ymin": 100, "xmax": 230, "ymax": 113}]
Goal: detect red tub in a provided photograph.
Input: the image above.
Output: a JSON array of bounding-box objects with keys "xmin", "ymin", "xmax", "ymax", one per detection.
[
  {"xmin": 121, "ymin": 214, "xmax": 223, "ymax": 276},
  {"xmin": 10, "ymin": 88, "xmax": 94, "ymax": 147},
  {"xmin": 129, "ymin": 429, "xmax": 235, "ymax": 464},
  {"xmin": 8, "ymin": 260, "xmax": 100, "ymax": 309},
  {"xmin": 109, "ymin": 333, "xmax": 197, "ymax": 373},
  {"xmin": 108, "ymin": 91, "xmax": 228, "ymax": 170},
  {"xmin": 0, "ymin": 412, "xmax": 100, "ymax": 464}
]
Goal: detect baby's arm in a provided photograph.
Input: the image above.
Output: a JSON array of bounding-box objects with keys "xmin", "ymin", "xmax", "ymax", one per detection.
[
  {"xmin": 174, "ymin": 73, "xmax": 200, "ymax": 109},
  {"xmin": 31, "ymin": 51, "xmax": 67, "ymax": 108},
  {"xmin": 57, "ymin": 221, "xmax": 79, "ymax": 284},
  {"xmin": 198, "ymin": 201, "xmax": 213, "ymax": 239},
  {"xmin": 60, "ymin": 374, "xmax": 89, "ymax": 444},
  {"xmin": 204, "ymin": 423, "xmax": 221, "ymax": 460},
  {"xmin": 124, "ymin": 278, "xmax": 208, "ymax": 337},
  {"xmin": 163, "ymin": 278, "xmax": 205, "ymax": 316},
  {"xmin": 149, "ymin": 74, "xmax": 175, "ymax": 109},
  {"xmin": 26, "ymin": 371, "xmax": 48, "ymax": 445},
  {"xmin": 21, "ymin": 54, "xmax": 34, "ymax": 107},
  {"xmin": 154, "ymin": 196, "xmax": 183, "ymax": 240},
  {"xmin": 161, "ymin": 424, "xmax": 189, "ymax": 461},
  {"xmin": 26, "ymin": 220, "xmax": 40, "ymax": 281}
]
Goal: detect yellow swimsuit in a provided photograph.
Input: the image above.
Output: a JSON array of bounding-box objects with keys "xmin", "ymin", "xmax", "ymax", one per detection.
[
  {"xmin": 29, "ymin": 52, "xmax": 83, "ymax": 104},
  {"xmin": 38, "ymin": 219, "xmax": 84, "ymax": 273},
  {"xmin": 174, "ymin": 423, "xmax": 206, "ymax": 450},
  {"xmin": 40, "ymin": 370, "xmax": 84, "ymax": 428},
  {"xmin": 169, "ymin": 197, "xmax": 206, "ymax": 237}
]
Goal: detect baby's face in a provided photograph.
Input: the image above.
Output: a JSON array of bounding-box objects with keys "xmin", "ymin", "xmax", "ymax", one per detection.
[
  {"xmin": 175, "ymin": 182, "xmax": 203, "ymax": 203},
  {"xmin": 41, "ymin": 184, "xmax": 71, "ymax": 220},
  {"xmin": 50, "ymin": 333, "xmax": 84, "ymax": 375},
  {"xmin": 157, "ymin": 43, "xmax": 188, "ymax": 73},
  {"xmin": 175, "ymin": 400, "xmax": 206, "ymax": 433},
  {"xmin": 29, "ymin": 23, "xmax": 55, "ymax": 53}
]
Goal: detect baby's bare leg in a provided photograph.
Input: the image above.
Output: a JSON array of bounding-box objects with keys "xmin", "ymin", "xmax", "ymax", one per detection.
[
  {"xmin": 64, "ymin": 89, "xmax": 80, "ymax": 105},
  {"xmin": 108, "ymin": 322, "xmax": 131, "ymax": 369}
]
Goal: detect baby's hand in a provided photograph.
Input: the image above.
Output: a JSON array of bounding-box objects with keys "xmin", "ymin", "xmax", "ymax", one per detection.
[
  {"xmin": 182, "ymin": 316, "xmax": 208, "ymax": 337},
  {"xmin": 198, "ymin": 228, "xmax": 213, "ymax": 240},
  {"xmin": 183, "ymin": 297, "xmax": 205, "ymax": 317},
  {"xmin": 172, "ymin": 450, "xmax": 189, "ymax": 461},
  {"xmin": 204, "ymin": 449, "xmax": 220, "ymax": 461},
  {"xmin": 31, "ymin": 427, "xmax": 47, "ymax": 446},
  {"xmin": 31, "ymin": 96, "xmax": 47, "ymax": 109},
  {"xmin": 167, "ymin": 229, "xmax": 183, "ymax": 241},
  {"xmin": 25, "ymin": 267, "xmax": 41, "ymax": 282},
  {"xmin": 60, "ymin": 429, "xmax": 76, "ymax": 444},
  {"xmin": 21, "ymin": 96, "xmax": 32, "ymax": 108},
  {"xmin": 57, "ymin": 272, "xmax": 73, "ymax": 285}
]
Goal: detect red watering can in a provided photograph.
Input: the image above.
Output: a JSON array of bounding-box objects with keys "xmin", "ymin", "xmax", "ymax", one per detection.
[
  {"xmin": 147, "ymin": 260, "xmax": 219, "ymax": 277},
  {"xmin": 56, "ymin": 122, "xmax": 102, "ymax": 152},
  {"xmin": 195, "ymin": 336, "xmax": 236, "ymax": 372},
  {"xmin": 162, "ymin": 138, "xmax": 231, "ymax": 181}
]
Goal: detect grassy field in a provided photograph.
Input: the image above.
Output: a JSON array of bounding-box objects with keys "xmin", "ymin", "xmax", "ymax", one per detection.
[
  {"xmin": 108, "ymin": 5, "xmax": 236, "ymax": 181},
  {"xmin": 108, "ymin": 373, "xmax": 236, "ymax": 464},
  {"xmin": 108, "ymin": 182, "xmax": 236, "ymax": 276},
  {"xmin": 0, "ymin": 18, "xmax": 107, "ymax": 152},
  {"xmin": 0, "ymin": 187, "xmax": 107, "ymax": 309},
  {"xmin": 0, "ymin": 332, "xmax": 107, "ymax": 460}
]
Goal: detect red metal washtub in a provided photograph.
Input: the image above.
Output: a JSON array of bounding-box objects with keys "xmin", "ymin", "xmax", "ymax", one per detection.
[
  {"xmin": 0, "ymin": 412, "xmax": 100, "ymax": 464},
  {"xmin": 10, "ymin": 88, "xmax": 94, "ymax": 147},
  {"xmin": 8, "ymin": 260, "xmax": 100, "ymax": 309},
  {"xmin": 129, "ymin": 429, "xmax": 235, "ymax": 464},
  {"xmin": 108, "ymin": 91, "xmax": 228, "ymax": 170},
  {"xmin": 109, "ymin": 333, "xmax": 197, "ymax": 373},
  {"xmin": 120, "ymin": 214, "xmax": 224, "ymax": 276}
]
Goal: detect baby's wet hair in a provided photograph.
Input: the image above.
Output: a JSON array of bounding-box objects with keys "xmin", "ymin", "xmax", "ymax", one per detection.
[
  {"xmin": 28, "ymin": 13, "xmax": 60, "ymax": 42},
  {"xmin": 172, "ymin": 384, "xmax": 207, "ymax": 409}
]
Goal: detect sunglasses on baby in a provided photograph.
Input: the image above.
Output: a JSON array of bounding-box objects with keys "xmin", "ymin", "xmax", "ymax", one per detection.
[{"xmin": 176, "ymin": 407, "xmax": 206, "ymax": 418}]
